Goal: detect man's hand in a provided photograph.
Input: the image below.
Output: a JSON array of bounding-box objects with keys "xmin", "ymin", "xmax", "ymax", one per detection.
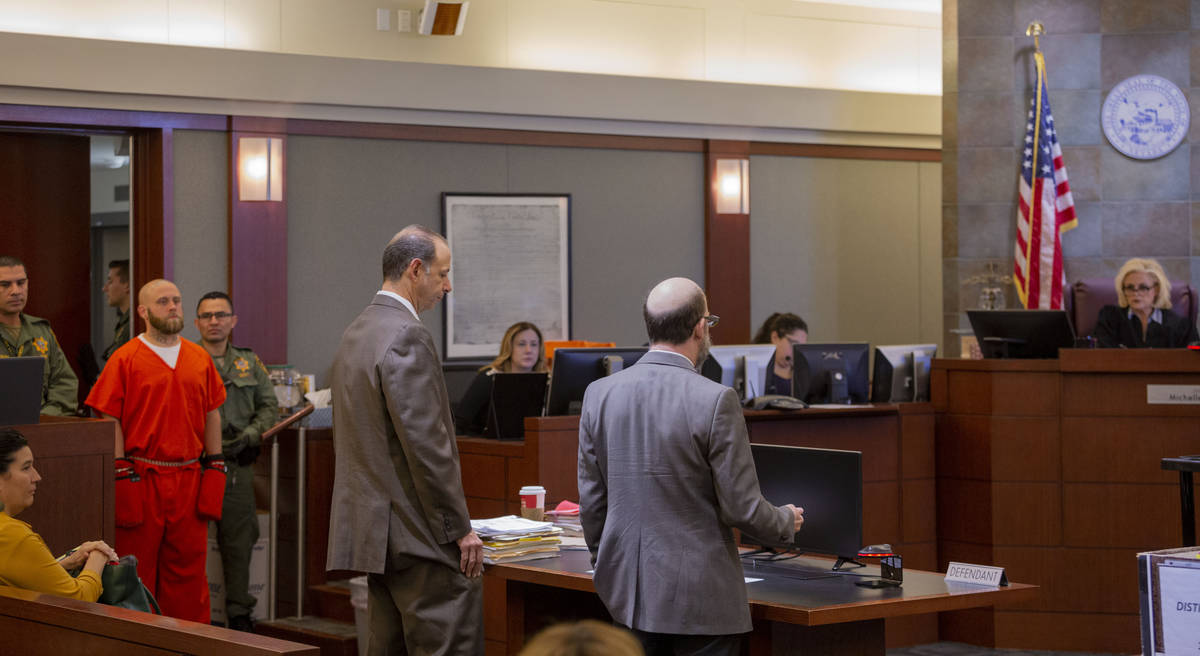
[
  {"xmin": 456, "ymin": 530, "xmax": 484, "ymax": 578},
  {"xmin": 782, "ymin": 504, "xmax": 805, "ymax": 532}
]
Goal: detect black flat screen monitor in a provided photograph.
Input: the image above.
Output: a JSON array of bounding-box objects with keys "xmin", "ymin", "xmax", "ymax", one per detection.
[
  {"xmin": 544, "ymin": 347, "xmax": 648, "ymax": 416},
  {"xmin": 701, "ymin": 344, "xmax": 777, "ymax": 403},
  {"xmin": 966, "ymin": 310, "xmax": 1075, "ymax": 359},
  {"xmin": 791, "ymin": 343, "xmax": 870, "ymax": 404},
  {"xmin": 872, "ymin": 344, "xmax": 937, "ymax": 403},
  {"xmin": 0, "ymin": 356, "xmax": 44, "ymax": 426},
  {"xmin": 482, "ymin": 373, "xmax": 548, "ymax": 440},
  {"xmin": 746, "ymin": 444, "xmax": 863, "ymax": 565}
]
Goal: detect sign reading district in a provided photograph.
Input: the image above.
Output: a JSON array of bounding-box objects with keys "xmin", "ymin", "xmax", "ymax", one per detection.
[
  {"xmin": 1101, "ymin": 75, "xmax": 1189, "ymax": 160},
  {"xmin": 1157, "ymin": 564, "xmax": 1200, "ymax": 654}
]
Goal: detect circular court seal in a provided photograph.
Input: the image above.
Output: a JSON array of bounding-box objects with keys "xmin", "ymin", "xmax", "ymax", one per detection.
[{"xmin": 1101, "ymin": 75, "xmax": 1189, "ymax": 160}]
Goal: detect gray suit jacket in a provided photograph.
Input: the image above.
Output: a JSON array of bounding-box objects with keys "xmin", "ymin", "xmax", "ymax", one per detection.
[
  {"xmin": 577, "ymin": 350, "xmax": 794, "ymax": 635},
  {"xmin": 327, "ymin": 294, "xmax": 471, "ymax": 574}
]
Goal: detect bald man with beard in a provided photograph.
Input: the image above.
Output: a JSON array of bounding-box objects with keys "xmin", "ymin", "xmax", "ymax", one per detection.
[
  {"xmin": 86, "ymin": 279, "xmax": 227, "ymax": 623},
  {"xmin": 578, "ymin": 277, "xmax": 805, "ymax": 656}
]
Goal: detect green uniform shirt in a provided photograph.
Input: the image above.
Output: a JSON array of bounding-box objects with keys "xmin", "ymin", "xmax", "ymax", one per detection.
[
  {"xmin": 0, "ymin": 314, "xmax": 78, "ymax": 416},
  {"xmin": 102, "ymin": 309, "xmax": 130, "ymax": 361},
  {"xmin": 209, "ymin": 344, "xmax": 278, "ymax": 457}
]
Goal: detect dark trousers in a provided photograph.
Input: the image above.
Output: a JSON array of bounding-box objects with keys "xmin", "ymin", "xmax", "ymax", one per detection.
[
  {"xmin": 367, "ymin": 557, "xmax": 483, "ymax": 656},
  {"xmin": 624, "ymin": 625, "xmax": 742, "ymax": 656},
  {"xmin": 216, "ymin": 462, "xmax": 259, "ymax": 620}
]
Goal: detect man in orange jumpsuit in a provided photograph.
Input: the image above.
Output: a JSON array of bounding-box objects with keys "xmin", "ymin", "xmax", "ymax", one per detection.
[{"xmin": 86, "ymin": 279, "xmax": 227, "ymax": 623}]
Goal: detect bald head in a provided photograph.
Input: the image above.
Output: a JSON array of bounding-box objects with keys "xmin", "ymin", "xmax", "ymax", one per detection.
[
  {"xmin": 138, "ymin": 279, "xmax": 185, "ymax": 339},
  {"xmin": 138, "ymin": 279, "xmax": 178, "ymax": 307},
  {"xmin": 643, "ymin": 277, "xmax": 707, "ymax": 346}
]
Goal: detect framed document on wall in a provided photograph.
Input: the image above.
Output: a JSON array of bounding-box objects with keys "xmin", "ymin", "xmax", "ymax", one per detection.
[{"xmin": 442, "ymin": 193, "xmax": 571, "ymax": 359}]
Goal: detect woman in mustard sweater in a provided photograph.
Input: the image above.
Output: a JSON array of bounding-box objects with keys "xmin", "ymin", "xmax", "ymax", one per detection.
[{"xmin": 0, "ymin": 427, "xmax": 116, "ymax": 601}]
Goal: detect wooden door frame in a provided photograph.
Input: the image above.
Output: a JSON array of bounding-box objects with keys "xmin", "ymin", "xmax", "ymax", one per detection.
[{"xmin": 0, "ymin": 105, "xmax": 224, "ymax": 311}]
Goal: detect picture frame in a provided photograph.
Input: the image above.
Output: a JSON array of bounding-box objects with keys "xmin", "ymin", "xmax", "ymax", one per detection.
[{"xmin": 442, "ymin": 193, "xmax": 571, "ymax": 359}]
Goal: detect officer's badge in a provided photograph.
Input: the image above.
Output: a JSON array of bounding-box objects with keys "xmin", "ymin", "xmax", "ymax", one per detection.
[
  {"xmin": 33, "ymin": 337, "xmax": 49, "ymax": 356},
  {"xmin": 234, "ymin": 357, "xmax": 251, "ymax": 374}
]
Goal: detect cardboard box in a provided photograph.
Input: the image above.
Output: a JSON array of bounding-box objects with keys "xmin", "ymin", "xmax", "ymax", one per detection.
[{"xmin": 207, "ymin": 512, "xmax": 270, "ymax": 624}]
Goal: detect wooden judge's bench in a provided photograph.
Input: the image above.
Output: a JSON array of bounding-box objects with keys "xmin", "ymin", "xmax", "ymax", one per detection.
[{"xmin": 933, "ymin": 349, "xmax": 1200, "ymax": 653}]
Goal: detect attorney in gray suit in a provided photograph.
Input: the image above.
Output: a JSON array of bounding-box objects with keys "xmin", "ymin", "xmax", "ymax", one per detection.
[
  {"xmin": 578, "ymin": 277, "xmax": 805, "ymax": 656},
  {"xmin": 327, "ymin": 225, "xmax": 484, "ymax": 656}
]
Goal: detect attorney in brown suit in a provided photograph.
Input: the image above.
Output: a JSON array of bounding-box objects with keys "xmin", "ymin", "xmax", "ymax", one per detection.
[
  {"xmin": 578, "ymin": 277, "xmax": 804, "ymax": 656},
  {"xmin": 327, "ymin": 225, "xmax": 484, "ymax": 656}
]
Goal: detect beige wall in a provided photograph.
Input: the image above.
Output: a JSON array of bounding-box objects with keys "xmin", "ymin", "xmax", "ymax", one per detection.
[
  {"xmin": 0, "ymin": 30, "xmax": 940, "ymax": 149},
  {"xmin": 0, "ymin": 0, "xmax": 940, "ymax": 96}
]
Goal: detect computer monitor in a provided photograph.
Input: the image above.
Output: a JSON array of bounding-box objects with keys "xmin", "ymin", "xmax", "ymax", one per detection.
[
  {"xmin": 966, "ymin": 310, "xmax": 1075, "ymax": 359},
  {"xmin": 791, "ymin": 343, "xmax": 870, "ymax": 404},
  {"xmin": 482, "ymin": 373, "xmax": 549, "ymax": 440},
  {"xmin": 0, "ymin": 356, "xmax": 44, "ymax": 426},
  {"xmin": 872, "ymin": 344, "xmax": 938, "ymax": 403},
  {"xmin": 701, "ymin": 344, "xmax": 777, "ymax": 403},
  {"xmin": 745, "ymin": 443, "xmax": 863, "ymax": 569},
  {"xmin": 544, "ymin": 347, "xmax": 648, "ymax": 416}
]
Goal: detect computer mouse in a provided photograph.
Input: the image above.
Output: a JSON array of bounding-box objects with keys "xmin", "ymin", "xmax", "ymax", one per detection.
[{"xmin": 857, "ymin": 543, "xmax": 894, "ymax": 556}]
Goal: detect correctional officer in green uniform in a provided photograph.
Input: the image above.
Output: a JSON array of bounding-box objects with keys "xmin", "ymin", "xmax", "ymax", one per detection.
[
  {"xmin": 0, "ymin": 255, "xmax": 78, "ymax": 416},
  {"xmin": 194, "ymin": 291, "xmax": 277, "ymax": 632},
  {"xmin": 101, "ymin": 259, "xmax": 132, "ymax": 362}
]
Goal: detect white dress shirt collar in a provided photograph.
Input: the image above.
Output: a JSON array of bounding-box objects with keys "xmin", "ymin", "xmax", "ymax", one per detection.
[
  {"xmin": 1127, "ymin": 307, "xmax": 1163, "ymax": 325},
  {"xmin": 377, "ymin": 290, "xmax": 418, "ymax": 320},
  {"xmin": 649, "ymin": 348, "xmax": 696, "ymax": 367}
]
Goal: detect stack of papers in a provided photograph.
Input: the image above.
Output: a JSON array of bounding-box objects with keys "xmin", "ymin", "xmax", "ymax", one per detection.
[
  {"xmin": 471, "ymin": 515, "xmax": 562, "ymax": 564},
  {"xmin": 547, "ymin": 500, "xmax": 583, "ymax": 537}
]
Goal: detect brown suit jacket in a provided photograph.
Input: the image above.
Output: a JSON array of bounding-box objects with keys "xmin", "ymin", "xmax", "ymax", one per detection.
[
  {"xmin": 578, "ymin": 350, "xmax": 794, "ymax": 635},
  {"xmin": 327, "ymin": 293, "xmax": 471, "ymax": 574}
]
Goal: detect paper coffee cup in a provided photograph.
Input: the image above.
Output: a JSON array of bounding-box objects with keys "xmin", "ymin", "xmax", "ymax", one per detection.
[{"xmin": 519, "ymin": 485, "xmax": 546, "ymax": 521}]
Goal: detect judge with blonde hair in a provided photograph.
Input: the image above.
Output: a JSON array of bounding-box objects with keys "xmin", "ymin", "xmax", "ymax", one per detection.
[{"xmin": 1091, "ymin": 257, "xmax": 1198, "ymax": 348}]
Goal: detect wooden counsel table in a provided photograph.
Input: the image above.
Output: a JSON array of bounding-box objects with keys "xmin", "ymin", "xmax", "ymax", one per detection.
[
  {"xmin": 933, "ymin": 350, "xmax": 1200, "ymax": 653},
  {"xmin": 460, "ymin": 404, "xmax": 940, "ymax": 648},
  {"xmin": 485, "ymin": 550, "xmax": 1035, "ymax": 656}
]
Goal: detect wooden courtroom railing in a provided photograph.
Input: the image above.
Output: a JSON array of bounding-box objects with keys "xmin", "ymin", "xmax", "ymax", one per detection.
[
  {"xmin": 0, "ymin": 586, "xmax": 318, "ymax": 655},
  {"xmin": 16, "ymin": 417, "xmax": 116, "ymax": 549}
]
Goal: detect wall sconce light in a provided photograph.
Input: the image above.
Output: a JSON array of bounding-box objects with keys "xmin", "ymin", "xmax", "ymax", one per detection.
[
  {"xmin": 715, "ymin": 158, "xmax": 749, "ymax": 214},
  {"xmin": 238, "ymin": 137, "xmax": 283, "ymax": 202}
]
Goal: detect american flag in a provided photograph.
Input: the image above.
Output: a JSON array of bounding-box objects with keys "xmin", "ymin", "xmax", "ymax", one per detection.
[{"xmin": 1014, "ymin": 51, "xmax": 1078, "ymax": 310}]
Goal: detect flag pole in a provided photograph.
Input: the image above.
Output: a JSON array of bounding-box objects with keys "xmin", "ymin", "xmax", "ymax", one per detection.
[
  {"xmin": 1019, "ymin": 20, "xmax": 1048, "ymax": 309},
  {"xmin": 1025, "ymin": 21, "xmax": 1044, "ymax": 52}
]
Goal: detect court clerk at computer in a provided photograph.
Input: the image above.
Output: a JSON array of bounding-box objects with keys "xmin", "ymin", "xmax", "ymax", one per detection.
[
  {"xmin": 455, "ymin": 321, "xmax": 547, "ymax": 436},
  {"xmin": 751, "ymin": 312, "xmax": 808, "ymax": 396},
  {"xmin": 1090, "ymin": 258, "xmax": 1198, "ymax": 349}
]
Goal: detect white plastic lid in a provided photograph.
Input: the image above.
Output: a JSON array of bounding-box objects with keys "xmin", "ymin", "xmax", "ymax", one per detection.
[{"xmin": 519, "ymin": 485, "xmax": 546, "ymax": 494}]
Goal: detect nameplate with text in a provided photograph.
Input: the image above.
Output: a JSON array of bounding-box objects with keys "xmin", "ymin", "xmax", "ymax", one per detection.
[
  {"xmin": 945, "ymin": 562, "xmax": 1008, "ymax": 587},
  {"xmin": 1147, "ymin": 385, "xmax": 1200, "ymax": 405}
]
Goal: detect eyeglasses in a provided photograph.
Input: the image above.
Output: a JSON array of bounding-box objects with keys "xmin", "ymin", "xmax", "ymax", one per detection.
[
  {"xmin": 703, "ymin": 314, "xmax": 720, "ymax": 328},
  {"xmin": 197, "ymin": 312, "xmax": 233, "ymax": 321},
  {"xmin": 1122, "ymin": 284, "xmax": 1158, "ymax": 295}
]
